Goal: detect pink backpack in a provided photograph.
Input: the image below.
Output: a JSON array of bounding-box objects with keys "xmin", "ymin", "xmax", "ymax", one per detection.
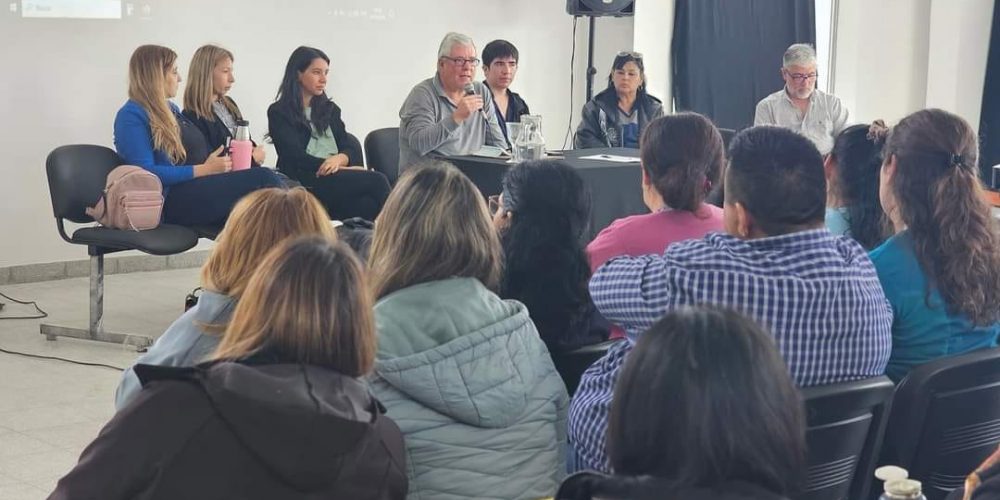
[{"xmin": 86, "ymin": 165, "xmax": 163, "ymax": 231}]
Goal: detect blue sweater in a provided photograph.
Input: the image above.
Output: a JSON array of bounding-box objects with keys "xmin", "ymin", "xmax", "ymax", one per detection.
[
  {"xmin": 114, "ymin": 100, "xmax": 195, "ymax": 188},
  {"xmin": 870, "ymin": 232, "xmax": 999, "ymax": 381}
]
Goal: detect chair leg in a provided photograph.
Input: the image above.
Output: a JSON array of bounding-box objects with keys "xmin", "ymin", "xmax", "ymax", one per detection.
[{"xmin": 40, "ymin": 254, "xmax": 153, "ymax": 351}]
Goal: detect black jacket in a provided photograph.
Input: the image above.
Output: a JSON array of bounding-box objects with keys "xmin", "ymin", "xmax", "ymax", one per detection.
[
  {"xmin": 574, "ymin": 87, "xmax": 665, "ymax": 149},
  {"xmin": 182, "ymin": 96, "xmax": 262, "ymax": 168},
  {"xmin": 556, "ymin": 472, "xmax": 790, "ymax": 500},
  {"xmin": 50, "ymin": 362, "xmax": 407, "ymax": 500},
  {"xmin": 267, "ymin": 100, "xmax": 363, "ymax": 182}
]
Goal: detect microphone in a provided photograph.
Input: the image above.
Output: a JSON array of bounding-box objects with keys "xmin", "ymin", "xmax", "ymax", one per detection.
[
  {"xmin": 463, "ymin": 82, "xmax": 492, "ymax": 134},
  {"xmin": 463, "ymin": 82, "xmax": 485, "ymax": 116}
]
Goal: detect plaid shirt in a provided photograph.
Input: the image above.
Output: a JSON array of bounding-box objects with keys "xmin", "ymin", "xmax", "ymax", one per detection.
[{"xmin": 568, "ymin": 229, "xmax": 892, "ymax": 472}]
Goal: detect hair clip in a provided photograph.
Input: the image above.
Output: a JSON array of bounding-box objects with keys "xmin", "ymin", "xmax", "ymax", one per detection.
[
  {"xmin": 951, "ymin": 154, "xmax": 965, "ymax": 168},
  {"xmin": 866, "ymin": 119, "xmax": 888, "ymax": 142}
]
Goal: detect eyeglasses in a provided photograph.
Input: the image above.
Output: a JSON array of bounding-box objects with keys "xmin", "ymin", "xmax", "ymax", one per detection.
[
  {"xmin": 786, "ymin": 72, "xmax": 819, "ymax": 83},
  {"xmin": 441, "ymin": 56, "xmax": 481, "ymax": 68},
  {"xmin": 488, "ymin": 195, "xmax": 502, "ymax": 215},
  {"xmin": 616, "ymin": 51, "xmax": 644, "ymax": 59}
]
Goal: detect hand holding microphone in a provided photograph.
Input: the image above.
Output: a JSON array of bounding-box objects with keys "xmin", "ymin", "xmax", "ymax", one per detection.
[{"xmin": 452, "ymin": 82, "xmax": 484, "ymax": 124}]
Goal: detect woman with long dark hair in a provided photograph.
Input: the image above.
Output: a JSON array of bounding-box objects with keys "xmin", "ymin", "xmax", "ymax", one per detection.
[
  {"xmin": 824, "ymin": 121, "xmax": 890, "ymax": 249},
  {"xmin": 556, "ymin": 306, "xmax": 806, "ymax": 500},
  {"xmin": 574, "ymin": 52, "xmax": 664, "ymax": 149},
  {"xmin": 493, "ymin": 160, "xmax": 608, "ymax": 352},
  {"xmin": 267, "ymin": 46, "xmax": 390, "ymax": 220},
  {"xmin": 871, "ymin": 108, "xmax": 1000, "ymax": 381}
]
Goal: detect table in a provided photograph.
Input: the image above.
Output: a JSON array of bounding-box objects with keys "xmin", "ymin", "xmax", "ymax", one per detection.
[
  {"xmin": 443, "ymin": 148, "xmax": 647, "ymax": 239},
  {"xmin": 987, "ymin": 190, "xmax": 1000, "ymax": 219}
]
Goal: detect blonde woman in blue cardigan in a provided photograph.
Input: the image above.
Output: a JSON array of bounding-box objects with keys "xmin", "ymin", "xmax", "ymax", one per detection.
[{"xmin": 367, "ymin": 161, "xmax": 569, "ymax": 500}]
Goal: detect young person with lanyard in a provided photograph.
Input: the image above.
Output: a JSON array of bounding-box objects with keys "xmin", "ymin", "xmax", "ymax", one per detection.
[{"xmin": 481, "ymin": 39, "xmax": 531, "ymax": 146}]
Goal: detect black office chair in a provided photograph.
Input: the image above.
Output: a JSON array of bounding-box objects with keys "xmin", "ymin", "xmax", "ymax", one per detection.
[
  {"xmin": 552, "ymin": 339, "xmax": 622, "ymax": 396},
  {"xmin": 364, "ymin": 127, "xmax": 400, "ymax": 186},
  {"xmin": 42, "ymin": 145, "xmax": 199, "ymax": 349},
  {"xmin": 343, "ymin": 132, "xmax": 364, "ymax": 167},
  {"xmin": 880, "ymin": 348, "xmax": 1000, "ymax": 500},
  {"xmin": 796, "ymin": 376, "xmax": 895, "ymax": 500}
]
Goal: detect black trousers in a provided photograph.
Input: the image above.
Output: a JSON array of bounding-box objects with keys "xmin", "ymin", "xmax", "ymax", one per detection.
[
  {"xmin": 163, "ymin": 168, "xmax": 283, "ymax": 227},
  {"xmin": 300, "ymin": 169, "xmax": 391, "ymax": 221}
]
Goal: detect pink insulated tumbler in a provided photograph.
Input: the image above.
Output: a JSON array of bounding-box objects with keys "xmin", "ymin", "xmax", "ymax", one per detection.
[{"xmin": 230, "ymin": 120, "xmax": 253, "ymax": 171}]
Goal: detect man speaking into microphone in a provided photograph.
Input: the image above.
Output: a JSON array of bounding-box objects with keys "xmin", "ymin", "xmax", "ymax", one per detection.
[{"xmin": 398, "ymin": 32, "xmax": 507, "ymax": 172}]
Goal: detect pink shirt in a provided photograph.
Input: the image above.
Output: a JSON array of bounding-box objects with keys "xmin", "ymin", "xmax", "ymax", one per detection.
[{"xmin": 587, "ymin": 204, "xmax": 725, "ymax": 272}]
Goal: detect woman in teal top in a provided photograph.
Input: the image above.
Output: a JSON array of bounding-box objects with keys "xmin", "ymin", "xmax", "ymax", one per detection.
[{"xmin": 872, "ymin": 109, "xmax": 1000, "ymax": 382}]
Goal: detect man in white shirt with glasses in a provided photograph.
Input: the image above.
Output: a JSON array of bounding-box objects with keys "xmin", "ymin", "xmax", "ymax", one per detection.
[{"xmin": 754, "ymin": 43, "xmax": 849, "ymax": 155}]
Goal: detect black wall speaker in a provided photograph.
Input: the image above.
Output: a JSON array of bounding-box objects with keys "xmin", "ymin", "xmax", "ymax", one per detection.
[{"xmin": 566, "ymin": 0, "xmax": 635, "ymax": 17}]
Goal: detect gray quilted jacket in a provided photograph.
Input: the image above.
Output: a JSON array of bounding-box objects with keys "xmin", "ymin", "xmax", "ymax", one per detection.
[{"xmin": 369, "ymin": 277, "xmax": 569, "ymax": 500}]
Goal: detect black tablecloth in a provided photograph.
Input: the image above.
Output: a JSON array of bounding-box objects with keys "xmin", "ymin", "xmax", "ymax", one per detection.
[{"xmin": 443, "ymin": 148, "xmax": 647, "ymax": 239}]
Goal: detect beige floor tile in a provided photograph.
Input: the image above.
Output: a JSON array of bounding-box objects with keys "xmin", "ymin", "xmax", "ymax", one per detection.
[
  {"xmin": 0, "ymin": 449, "xmax": 80, "ymax": 484},
  {"xmin": 0, "ymin": 433, "xmax": 56, "ymax": 459},
  {"xmin": 0, "ymin": 482, "xmax": 46, "ymax": 500}
]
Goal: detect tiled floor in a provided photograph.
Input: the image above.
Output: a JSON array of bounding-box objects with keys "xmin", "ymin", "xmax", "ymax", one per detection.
[{"xmin": 0, "ymin": 267, "xmax": 199, "ymax": 500}]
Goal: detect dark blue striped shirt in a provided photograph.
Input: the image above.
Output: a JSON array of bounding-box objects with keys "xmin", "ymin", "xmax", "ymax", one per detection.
[{"xmin": 568, "ymin": 229, "xmax": 892, "ymax": 472}]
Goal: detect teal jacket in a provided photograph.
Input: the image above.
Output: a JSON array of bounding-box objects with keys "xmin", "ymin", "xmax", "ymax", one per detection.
[{"xmin": 369, "ymin": 277, "xmax": 569, "ymax": 500}]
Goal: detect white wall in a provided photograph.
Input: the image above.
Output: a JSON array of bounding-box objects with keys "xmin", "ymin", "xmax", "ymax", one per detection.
[
  {"xmin": 633, "ymin": 0, "xmax": 674, "ymax": 109},
  {"xmin": 0, "ymin": 2, "xmax": 633, "ymax": 268},
  {"xmin": 832, "ymin": 0, "xmax": 994, "ymax": 130},
  {"xmin": 925, "ymin": 0, "xmax": 996, "ymax": 131}
]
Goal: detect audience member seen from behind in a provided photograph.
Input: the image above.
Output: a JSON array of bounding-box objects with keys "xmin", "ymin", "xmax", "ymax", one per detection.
[
  {"xmin": 754, "ymin": 43, "xmax": 849, "ymax": 155},
  {"xmin": 114, "ymin": 187, "xmax": 336, "ymax": 410},
  {"xmin": 824, "ymin": 121, "xmax": 891, "ymax": 249},
  {"xmin": 267, "ymin": 46, "xmax": 391, "ymax": 221},
  {"xmin": 53, "ymin": 237, "xmax": 407, "ymax": 500},
  {"xmin": 556, "ymin": 306, "xmax": 805, "ymax": 500},
  {"xmin": 870, "ymin": 108, "xmax": 1000, "ymax": 382},
  {"xmin": 114, "ymin": 45, "xmax": 281, "ymax": 227},
  {"xmin": 575, "ymin": 52, "xmax": 665, "ymax": 149},
  {"xmin": 482, "ymin": 39, "xmax": 531, "ymax": 146},
  {"xmin": 587, "ymin": 113, "xmax": 725, "ymax": 272},
  {"xmin": 493, "ymin": 160, "xmax": 609, "ymax": 353},
  {"xmin": 568, "ymin": 125, "xmax": 892, "ymax": 473},
  {"xmin": 367, "ymin": 161, "xmax": 568, "ymax": 500},
  {"xmin": 182, "ymin": 44, "xmax": 266, "ymax": 167},
  {"xmin": 398, "ymin": 32, "xmax": 507, "ymax": 171}
]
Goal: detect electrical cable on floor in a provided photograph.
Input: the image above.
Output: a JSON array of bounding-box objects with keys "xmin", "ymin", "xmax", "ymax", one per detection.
[
  {"xmin": 0, "ymin": 290, "xmax": 48, "ymax": 320},
  {"xmin": 0, "ymin": 290, "xmax": 124, "ymax": 370},
  {"xmin": 0, "ymin": 347, "xmax": 125, "ymax": 371}
]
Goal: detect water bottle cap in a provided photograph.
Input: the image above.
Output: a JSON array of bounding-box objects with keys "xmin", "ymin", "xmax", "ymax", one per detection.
[
  {"xmin": 236, "ymin": 120, "xmax": 249, "ymax": 127},
  {"xmin": 875, "ymin": 465, "xmax": 909, "ymax": 482},
  {"xmin": 885, "ymin": 478, "xmax": 922, "ymax": 497}
]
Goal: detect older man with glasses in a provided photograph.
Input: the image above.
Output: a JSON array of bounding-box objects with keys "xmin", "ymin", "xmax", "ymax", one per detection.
[
  {"xmin": 754, "ymin": 43, "xmax": 850, "ymax": 154},
  {"xmin": 398, "ymin": 32, "xmax": 507, "ymax": 172}
]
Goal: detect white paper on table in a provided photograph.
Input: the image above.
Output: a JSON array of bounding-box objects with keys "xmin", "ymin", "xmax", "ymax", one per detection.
[{"xmin": 579, "ymin": 154, "xmax": 641, "ymax": 163}]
